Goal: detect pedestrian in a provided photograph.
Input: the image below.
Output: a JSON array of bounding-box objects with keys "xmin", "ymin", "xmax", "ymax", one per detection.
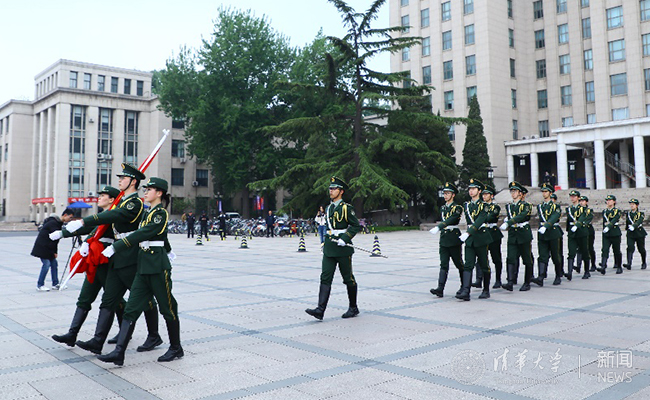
[
  {"xmin": 186, "ymin": 211, "xmax": 196, "ymax": 239},
  {"xmin": 623, "ymin": 198, "xmax": 647, "ymax": 270},
  {"xmin": 565, "ymin": 190, "xmax": 592, "ymax": 281},
  {"xmin": 218, "ymin": 211, "xmax": 228, "ymax": 240},
  {"xmin": 265, "ymin": 210, "xmax": 276, "ymax": 238},
  {"xmin": 429, "ymin": 182, "xmax": 464, "ymax": 298},
  {"xmin": 32, "ymin": 208, "xmax": 74, "ymax": 291},
  {"xmin": 199, "ymin": 211, "xmax": 209, "ymax": 240},
  {"xmin": 597, "ymin": 195, "xmax": 623, "ymax": 274},
  {"xmin": 315, "ymin": 206, "xmax": 327, "ymax": 244},
  {"xmin": 532, "ymin": 183, "xmax": 563, "ymax": 286},
  {"xmin": 482, "ymin": 185, "xmax": 504, "ymax": 289},
  {"xmin": 500, "ymin": 181, "xmax": 534, "ymax": 292},
  {"xmin": 305, "ymin": 176, "xmax": 361, "ymax": 320},
  {"xmin": 578, "ymin": 196, "xmax": 597, "ymax": 273},
  {"xmin": 543, "ymin": 171, "xmax": 551, "ymax": 186},
  {"xmin": 98, "ymin": 177, "xmax": 183, "ymax": 365}
]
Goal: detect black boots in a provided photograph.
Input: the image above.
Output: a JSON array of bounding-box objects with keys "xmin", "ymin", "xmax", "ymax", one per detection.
[
  {"xmin": 158, "ymin": 318, "xmax": 184, "ymax": 362},
  {"xmin": 52, "ymin": 307, "xmax": 89, "ymax": 347},
  {"xmin": 565, "ymin": 259, "xmax": 573, "ymax": 281},
  {"xmin": 582, "ymin": 258, "xmax": 591, "ymax": 279},
  {"xmin": 597, "ymin": 256, "xmax": 607, "ymax": 275},
  {"xmin": 623, "ymin": 251, "xmax": 634, "ymax": 270},
  {"xmin": 575, "ymin": 254, "xmax": 582, "ymax": 273},
  {"xmin": 430, "ymin": 269, "xmax": 448, "ymax": 298},
  {"xmin": 76, "ymin": 307, "xmax": 114, "ymax": 354},
  {"xmin": 137, "ymin": 307, "xmax": 164, "ymax": 352},
  {"xmin": 493, "ymin": 262, "xmax": 503, "ymax": 288},
  {"xmin": 342, "ymin": 284, "xmax": 359, "ymax": 318},
  {"xmin": 532, "ymin": 261, "xmax": 547, "ymax": 287},
  {"xmin": 519, "ymin": 263, "xmax": 533, "ymax": 291},
  {"xmin": 501, "ymin": 264, "xmax": 515, "ymax": 291},
  {"xmin": 478, "ymin": 272, "xmax": 490, "ymax": 299},
  {"xmin": 471, "ymin": 267, "xmax": 483, "ymax": 288},
  {"xmin": 97, "ymin": 320, "xmax": 136, "ymax": 366},
  {"xmin": 455, "ymin": 270, "xmax": 472, "ymax": 301},
  {"xmin": 108, "ymin": 306, "xmax": 124, "ymax": 345},
  {"xmin": 305, "ymin": 284, "xmax": 331, "ymax": 320},
  {"xmin": 615, "ymin": 252, "xmax": 623, "ymax": 274}
]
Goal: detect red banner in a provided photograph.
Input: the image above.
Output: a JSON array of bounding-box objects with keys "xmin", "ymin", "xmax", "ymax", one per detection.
[
  {"xmin": 32, "ymin": 197, "xmax": 54, "ymax": 204},
  {"xmin": 68, "ymin": 197, "xmax": 99, "ymax": 203}
]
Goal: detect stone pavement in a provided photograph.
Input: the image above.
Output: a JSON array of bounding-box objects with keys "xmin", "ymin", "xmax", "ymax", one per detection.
[{"xmin": 1, "ymin": 230, "xmax": 650, "ymax": 400}]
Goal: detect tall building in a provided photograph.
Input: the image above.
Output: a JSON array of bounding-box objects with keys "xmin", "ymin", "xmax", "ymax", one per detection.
[
  {"xmin": 391, "ymin": 0, "xmax": 650, "ymax": 190},
  {"xmin": 0, "ymin": 60, "xmax": 215, "ymax": 222}
]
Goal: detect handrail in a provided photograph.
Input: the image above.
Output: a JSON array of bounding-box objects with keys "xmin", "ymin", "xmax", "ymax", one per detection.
[{"xmin": 604, "ymin": 149, "xmax": 650, "ymax": 187}]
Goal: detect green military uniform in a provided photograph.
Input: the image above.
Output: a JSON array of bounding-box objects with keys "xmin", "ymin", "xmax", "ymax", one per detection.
[
  {"xmin": 550, "ymin": 193, "xmax": 565, "ymax": 276},
  {"xmin": 599, "ymin": 195, "xmax": 623, "ymax": 274},
  {"xmin": 624, "ymin": 198, "xmax": 647, "ymax": 270},
  {"xmin": 430, "ymin": 182, "xmax": 464, "ymax": 297},
  {"xmin": 577, "ymin": 196, "xmax": 597, "ymax": 273},
  {"xmin": 566, "ymin": 190, "xmax": 591, "ymax": 280},
  {"xmin": 502, "ymin": 181, "xmax": 534, "ymax": 291},
  {"xmin": 483, "ymin": 185, "xmax": 504, "ymax": 288},
  {"xmin": 532, "ymin": 183, "xmax": 563, "ymax": 286}
]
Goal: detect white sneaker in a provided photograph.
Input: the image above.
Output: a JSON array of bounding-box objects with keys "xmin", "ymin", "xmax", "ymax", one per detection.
[{"xmin": 37, "ymin": 286, "xmax": 50, "ymax": 292}]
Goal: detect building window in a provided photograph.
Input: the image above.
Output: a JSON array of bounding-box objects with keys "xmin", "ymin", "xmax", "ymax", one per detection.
[
  {"xmin": 421, "ymin": 8, "xmax": 429, "ymax": 27},
  {"xmin": 83, "ymin": 73, "xmax": 91, "ymax": 90},
  {"xmin": 124, "ymin": 79, "xmax": 131, "ymax": 94},
  {"xmin": 582, "ymin": 18, "xmax": 591, "ymax": 39},
  {"xmin": 465, "ymin": 24, "xmax": 475, "ymax": 45},
  {"xmin": 422, "ymin": 37, "xmax": 431, "ymax": 56},
  {"xmin": 448, "ymin": 125, "xmax": 455, "ymax": 141},
  {"xmin": 510, "ymin": 59, "xmax": 516, "ymax": 78},
  {"xmin": 402, "ymin": 47, "xmax": 410, "ymax": 61},
  {"xmin": 465, "ymin": 55, "xmax": 476, "ymax": 75},
  {"xmin": 581, "ymin": 0, "xmax": 589, "ymax": 7},
  {"xmin": 403, "ymin": 72, "xmax": 411, "ymax": 88},
  {"xmin": 111, "ymin": 77, "xmax": 118, "ymax": 93},
  {"xmin": 507, "ymin": 0, "xmax": 513, "ymax": 18},
  {"xmin": 441, "ymin": 2, "xmax": 451, "ymax": 21},
  {"xmin": 98, "ymin": 108, "xmax": 113, "ymax": 155},
  {"xmin": 533, "ymin": 1, "xmax": 543, "ymax": 19},
  {"xmin": 442, "ymin": 31, "xmax": 452, "ymax": 50},
  {"xmin": 610, "ymin": 73, "xmax": 628, "ymax": 96},
  {"xmin": 401, "ymin": 15, "xmax": 410, "ymax": 33},
  {"xmin": 608, "ymin": 39, "xmax": 626, "ymax": 61},
  {"xmin": 97, "ymin": 161, "xmax": 111, "ymax": 191},
  {"xmin": 561, "ymin": 85, "xmax": 572, "ymax": 105},
  {"xmin": 509, "ymin": 29, "xmax": 514, "ymax": 47},
  {"xmin": 645, "ymin": 69, "xmax": 650, "ymax": 91},
  {"xmin": 98, "ymin": 75, "xmax": 105, "ymax": 91},
  {"xmin": 136, "ymin": 80, "xmax": 144, "ymax": 96},
  {"xmin": 196, "ymin": 169, "xmax": 209, "ymax": 187},
  {"xmin": 612, "ymin": 107, "xmax": 629, "ymax": 120},
  {"xmin": 172, "ymin": 140, "xmax": 185, "ymax": 158},
  {"xmin": 559, "ymin": 54, "xmax": 570, "ymax": 75},
  {"xmin": 647, "ymin": 105, "xmax": 650, "ymax": 116},
  {"xmin": 585, "ymin": 81, "xmax": 595, "ymax": 102},
  {"xmin": 642, "ymin": 0, "xmax": 650, "ymax": 21},
  {"xmin": 538, "ymin": 90, "xmax": 548, "ymax": 109},
  {"xmin": 466, "ymin": 86, "xmax": 477, "ymax": 101},
  {"xmin": 172, "ymin": 168, "xmax": 184, "ymax": 186},
  {"xmin": 3, "ymin": 144, "xmax": 6, "ymax": 161},
  {"xmin": 464, "ymin": 0, "xmax": 474, "ymax": 15},
  {"xmin": 584, "ymin": 49, "xmax": 593, "ymax": 70},
  {"xmin": 69, "ymin": 71, "xmax": 78, "ymax": 88},
  {"xmin": 69, "ymin": 105, "xmax": 86, "ymax": 197},
  {"xmin": 607, "ymin": 6, "xmax": 623, "ymax": 29},
  {"xmin": 587, "ymin": 113, "xmax": 596, "ymax": 124},
  {"xmin": 562, "ymin": 117, "xmax": 574, "ymax": 127},
  {"xmin": 539, "ymin": 120, "xmax": 549, "ymax": 137},
  {"xmin": 124, "ymin": 111, "xmax": 138, "ymax": 165},
  {"xmin": 442, "ymin": 60, "xmax": 454, "ymax": 81},
  {"xmin": 400, "ymin": 0, "xmax": 408, "ymax": 6},
  {"xmin": 512, "ymin": 120, "xmax": 518, "ymax": 139},
  {"xmin": 643, "ymin": 34, "xmax": 650, "ymax": 56},
  {"xmin": 444, "ymin": 91, "xmax": 454, "ymax": 110},
  {"xmin": 557, "ymin": 24, "xmax": 568, "ymax": 44},
  {"xmin": 511, "ymin": 89, "xmax": 517, "ymax": 109},
  {"xmin": 423, "ymin": 66, "xmax": 432, "ymax": 84},
  {"xmin": 535, "ymin": 30, "xmax": 545, "ymax": 49},
  {"xmin": 536, "ymin": 59, "xmax": 547, "ymax": 79},
  {"xmin": 557, "ymin": 0, "xmax": 567, "ymax": 14}
]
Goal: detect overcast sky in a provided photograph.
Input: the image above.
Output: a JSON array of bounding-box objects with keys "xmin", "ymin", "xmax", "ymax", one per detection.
[{"xmin": 0, "ymin": 0, "xmax": 389, "ymax": 102}]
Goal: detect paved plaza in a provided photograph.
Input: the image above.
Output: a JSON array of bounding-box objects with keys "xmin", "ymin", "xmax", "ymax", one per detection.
[{"xmin": 1, "ymin": 229, "xmax": 650, "ymax": 400}]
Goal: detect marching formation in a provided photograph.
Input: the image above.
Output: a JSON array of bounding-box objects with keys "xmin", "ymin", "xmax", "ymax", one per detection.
[{"xmin": 430, "ymin": 179, "xmax": 647, "ymax": 301}]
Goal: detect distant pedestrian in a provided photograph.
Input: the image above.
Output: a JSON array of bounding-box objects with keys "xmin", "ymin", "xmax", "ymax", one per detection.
[
  {"xmin": 186, "ymin": 211, "xmax": 196, "ymax": 238},
  {"xmin": 315, "ymin": 206, "xmax": 327, "ymax": 244},
  {"xmin": 265, "ymin": 210, "xmax": 276, "ymax": 237},
  {"xmin": 32, "ymin": 208, "xmax": 74, "ymax": 291},
  {"xmin": 199, "ymin": 211, "xmax": 209, "ymax": 240},
  {"xmin": 218, "ymin": 211, "xmax": 228, "ymax": 240}
]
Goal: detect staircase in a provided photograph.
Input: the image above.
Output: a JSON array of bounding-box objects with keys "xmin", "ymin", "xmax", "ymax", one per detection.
[{"xmin": 604, "ymin": 149, "xmax": 650, "ymax": 187}]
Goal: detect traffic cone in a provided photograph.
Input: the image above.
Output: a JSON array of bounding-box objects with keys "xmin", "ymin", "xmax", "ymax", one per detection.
[
  {"xmin": 298, "ymin": 234, "xmax": 307, "ymax": 252},
  {"xmin": 240, "ymin": 236, "xmax": 249, "ymax": 249},
  {"xmin": 370, "ymin": 235, "xmax": 382, "ymax": 257},
  {"xmin": 196, "ymin": 235, "xmax": 203, "ymax": 246}
]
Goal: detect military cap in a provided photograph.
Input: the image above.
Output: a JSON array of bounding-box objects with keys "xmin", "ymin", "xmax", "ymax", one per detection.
[
  {"xmin": 116, "ymin": 163, "xmax": 146, "ymax": 181},
  {"xmin": 550, "ymin": 193, "xmax": 558, "ymax": 200},
  {"xmin": 442, "ymin": 182, "xmax": 458, "ymax": 194},
  {"xmin": 569, "ymin": 190, "xmax": 580, "ymax": 197},
  {"xmin": 483, "ymin": 185, "xmax": 496, "ymax": 195},
  {"xmin": 97, "ymin": 185, "xmax": 120, "ymax": 198},
  {"xmin": 540, "ymin": 182, "xmax": 554, "ymax": 193},
  {"xmin": 521, "ymin": 186, "xmax": 529, "ymax": 194},
  {"xmin": 142, "ymin": 177, "xmax": 168, "ymax": 192},
  {"xmin": 508, "ymin": 181, "xmax": 524, "ymax": 192},
  {"xmin": 579, "ymin": 195, "xmax": 589, "ymax": 202},
  {"xmin": 329, "ymin": 176, "xmax": 349, "ymax": 192},
  {"xmin": 468, "ymin": 178, "xmax": 485, "ymax": 191},
  {"xmin": 629, "ymin": 198, "xmax": 640, "ymax": 205},
  {"xmin": 605, "ymin": 194, "xmax": 616, "ymax": 201}
]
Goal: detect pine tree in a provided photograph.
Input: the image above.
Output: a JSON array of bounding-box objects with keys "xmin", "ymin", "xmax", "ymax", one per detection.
[{"xmin": 460, "ymin": 96, "xmax": 493, "ymax": 188}]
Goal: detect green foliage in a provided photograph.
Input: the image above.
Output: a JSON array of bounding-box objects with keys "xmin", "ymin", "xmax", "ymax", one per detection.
[
  {"xmin": 171, "ymin": 197, "xmax": 195, "ymax": 215},
  {"xmin": 460, "ymin": 96, "xmax": 492, "ymax": 189}
]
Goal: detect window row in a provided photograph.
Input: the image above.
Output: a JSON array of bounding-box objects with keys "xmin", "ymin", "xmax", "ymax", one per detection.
[
  {"xmin": 420, "ymin": 55, "xmax": 477, "ymax": 84},
  {"xmin": 171, "ymin": 168, "xmax": 209, "ymax": 187},
  {"xmin": 69, "ymin": 71, "xmax": 145, "ymax": 96}
]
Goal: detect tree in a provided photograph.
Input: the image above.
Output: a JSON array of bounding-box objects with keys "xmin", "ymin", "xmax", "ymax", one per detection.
[{"xmin": 460, "ymin": 95, "xmax": 493, "ymax": 189}]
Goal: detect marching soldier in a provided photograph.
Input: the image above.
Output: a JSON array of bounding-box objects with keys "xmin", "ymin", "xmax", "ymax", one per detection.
[
  {"xmin": 532, "ymin": 183, "xmax": 563, "ymax": 286},
  {"xmin": 305, "ymin": 177, "xmax": 361, "ymax": 320},
  {"xmin": 623, "ymin": 198, "xmax": 647, "ymax": 270},
  {"xmin": 550, "ymin": 193, "xmax": 565, "ymax": 275},
  {"xmin": 482, "ymin": 185, "xmax": 504, "ymax": 288},
  {"xmin": 565, "ymin": 190, "xmax": 591, "ymax": 280},
  {"xmin": 500, "ymin": 181, "xmax": 534, "ymax": 291},
  {"xmin": 456, "ymin": 179, "xmax": 492, "ymax": 300},
  {"xmin": 577, "ymin": 196, "xmax": 597, "ymax": 273},
  {"xmin": 429, "ymin": 182, "xmax": 464, "ymax": 297},
  {"xmin": 597, "ymin": 195, "xmax": 623, "ymax": 274}
]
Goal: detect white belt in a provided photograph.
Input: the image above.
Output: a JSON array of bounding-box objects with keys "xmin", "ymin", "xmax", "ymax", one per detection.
[
  {"xmin": 554, "ymin": 223, "xmax": 560, "ymax": 226},
  {"xmin": 329, "ymin": 229, "xmax": 347, "ymax": 235},
  {"xmin": 511, "ymin": 221, "xmax": 529, "ymax": 228},
  {"xmin": 139, "ymin": 241, "xmax": 164, "ymax": 249},
  {"xmin": 99, "ymin": 238, "xmax": 114, "ymax": 244},
  {"xmin": 443, "ymin": 225, "xmax": 459, "ymax": 230},
  {"xmin": 115, "ymin": 230, "xmax": 136, "ymax": 239},
  {"xmin": 486, "ymin": 223, "xmax": 497, "ymax": 228}
]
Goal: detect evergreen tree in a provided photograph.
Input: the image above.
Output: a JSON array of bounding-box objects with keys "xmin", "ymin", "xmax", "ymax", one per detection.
[{"xmin": 460, "ymin": 95, "xmax": 492, "ymax": 188}]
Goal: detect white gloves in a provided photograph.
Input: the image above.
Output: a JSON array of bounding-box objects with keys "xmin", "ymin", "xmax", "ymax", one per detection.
[
  {"xmin": 168, "ymin": 251, "xmax": 177, "ymax": 262},
  {"xmin": 603, "ymin": 227, "xmax": 610, "ymax": 234},
  {"xmin": 459, "ymin": 232, "xmax": 469, "ymax": 242},
  {"xmin": 66, "ymin": 220, "xmax": 84, "ymax": 233},
  {"xmin": 429, "ymin": 227, "xmax": 440, "ymax": 235},
  {"xmin": 79, "ymin": 242, "xmax": 89, "ymax": 257},
  {"xmin": 499, "ymin": 223, "xmax": 508, "ymax": 231},
  {"xmin": 629, "ymin": 226, "xmax": 635, "ymax": 232},
  {"xmin": 337, "ymin": 238, "xmax": 347, "ymax": 247},
  {"xmin": 101, "ymin": 245, "xmax": 115, "ymax": 258},
  {"xmin": 571, "ymin": 225, "xmax": 578, "ymax": 232},
  {"xmin": 49, "ymin": 230, "xmax": 63, "ymax": 241},
  {"xmin": 538, "ymin": 226, "xmax": 547, "ymax": 235}
]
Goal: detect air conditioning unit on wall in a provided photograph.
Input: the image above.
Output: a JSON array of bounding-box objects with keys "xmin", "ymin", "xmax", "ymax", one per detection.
[
  {"xmin": 180, "ymin": 158, "xmax": 186, "ymax": 164},
  {"xmin": 192, "ymin": 181, "xmax": 199, "ymax": 187}
]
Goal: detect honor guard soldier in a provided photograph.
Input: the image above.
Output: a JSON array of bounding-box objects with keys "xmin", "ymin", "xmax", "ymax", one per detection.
[
  {"xmin": 532, "ymin": 183, "xmax": 563, "ymax": 286},
  {"xmin": 429, "ymin": 182, "xmax": 464, "ymax": 297},
  {"xmin": 456, "ymin": 179, "xmax": 492, "ymax": 300},
  {"xmin": 306, "ymin": 177, "xmax": 361, "ymax": 320},
  {"xmin": 578, "ymin": 196, "xmax": 597, "ymax": 273},
  {"xmin": 481, "ymin": 185, "xmax": 504, "ymax": 288},
  {"xmin": 565, "ymin": 190, "xmax": 592, "ymax": 280},
  {"xmin": 598, "ymin": 195, "xmax": 623, "ymax": 274},
  {"xmin": 550, "ymin": 193, "xmax": 565, "ymax": 275},
  {"xmin": 500, "ymin": 181, "xmax": 534, "ymax": 291},
  {"xmin": 624, "ymin": 198, "xmax": 647, "ymax": 270}
]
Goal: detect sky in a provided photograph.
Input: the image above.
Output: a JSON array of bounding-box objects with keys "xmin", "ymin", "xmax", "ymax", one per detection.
[{"xmin": 0, "ymin": 0, "xmax": 389, "ymax": 102}]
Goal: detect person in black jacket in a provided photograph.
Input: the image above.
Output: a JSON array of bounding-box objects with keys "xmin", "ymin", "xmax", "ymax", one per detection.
[
  {"xmin": 186, "ymin": 211, "xmax": 196, "ymax": 239},
  {"xmin": 199, "ymin": 212, "xmax": 209, "ymax": 240},
  {"xmin": 265, "ymin": 210, "xmax": 276, "ymax": 237},
  {"xmin": 218, "ymin": 212, "xmax": 228, "ymax": 240},
  {"xmin": 32, "ymin": 209, "xmax": 75, "ymax": 291}
]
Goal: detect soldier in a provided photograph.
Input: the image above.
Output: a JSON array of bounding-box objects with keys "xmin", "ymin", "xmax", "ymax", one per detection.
[
  {"xmin": 482, "ymin": 185, "xmax": 504, "ymax": 288},
  {"xmin": 456, "ymin": 178, "xmax": 492, "ymax": 300},
  {"xmin": 61, "ymin": 163, "xmax": 162, "ymax": 355},
  {"xmin": 550, "ymin": 193, "xmax": 565, "ymax": 275},
  {"xmin": 500, "ymin": 181, "xmax": 534, "ymax": 291},
  {"xmin": 532, "ymin": 183, "xmax": 563, "ymax": 286},
  {"xmin": 186, "ymin": 211, "xmax": 196, "ymax": 239},
  {"xmin": 623, "ymin": 198, "xmax": 647, "ymax": 270},
  {"xmin": 577, "ymin": 196, "xmax": 597, "ymax": 273},
  {"xmin": 218, "ymin": 211, "xmax": 228, "ymax": 240},
  {"xmin": 305, "ymin": 177, "xmax": 361, "ymax": 320},
  {"xmin": 565, "ymin": 190, "xmax": 591, "ymax": 280},
  {"xmin": 199, "ymin": 211, "xmax": 209, "ymax": 241},
  {"xmin": 597, "ymin": 195, "xmax": 623, "ymax": 274},
  {"xmin": 429, "ymin": 182, "xmax": 464, "ymax": 297}
]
